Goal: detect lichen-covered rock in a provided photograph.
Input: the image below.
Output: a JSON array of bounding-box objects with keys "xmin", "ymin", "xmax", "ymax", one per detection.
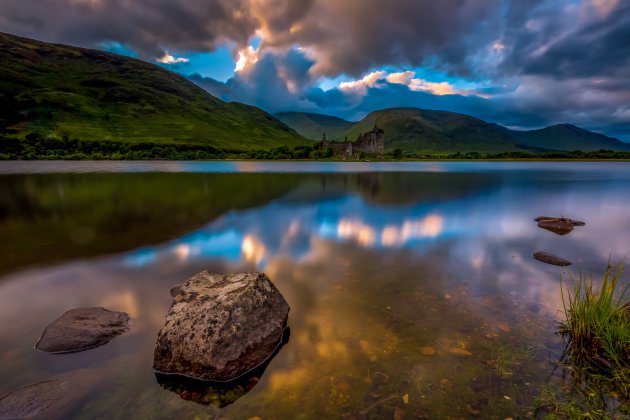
[
  {"xmin": 533, "ymin": 251, "xmax": 573, "ymax": 267},
  {"xmin": 35, "ymin": 307, "xmax": 131, "ymax": 353},
  {"xmin": 153, "ymin": 272, "xmax": 290, "ymax": 382}
]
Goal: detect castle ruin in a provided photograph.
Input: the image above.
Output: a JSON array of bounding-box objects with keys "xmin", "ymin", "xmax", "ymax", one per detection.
[{"xmin": 320, "ymin": 124, "xmax": 384, "ymax": 158}]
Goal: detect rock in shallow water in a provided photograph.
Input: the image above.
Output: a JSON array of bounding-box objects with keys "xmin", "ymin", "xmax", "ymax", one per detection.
[
  {"xmin": 35, "ymin": 307, "xmax": 131, "ymax": 353},
  {"xmin": 533, "ymin": 251, "xmax": 573, "ymax": 267},
  {"xmin": 0, "ymin": 369, "xmax": 105, "ymax": 420},
  {"xmin": 535, "ymin": 216, "xmax": 585, "ymax": 235},
  {"xmin": 153, "ymin": 271, "xmax": 290, "ymax": 382},
  {"xmin": 0, "ymin": 380, "xmax": 68, "ymax": 418}
]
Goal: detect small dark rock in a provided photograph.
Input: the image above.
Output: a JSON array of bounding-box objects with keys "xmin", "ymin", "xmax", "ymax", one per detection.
[
  {"xmin": 535, "ymin": 216, "xmax": 585, "ymax": 235},
  {"xmin": 170, "ymin": 285, "xmax": 181, "ymax": 298},
  {"xmin": 35, "ymin": 307, "xmax": 131, "ymax": 353},
  {"xmin": 537, "ymin": 219, "xmax": 574, "ymax": 235},
  {"xmin": 153, "ymin": 271, "xmax": 290, "ymax": 382},
  {"xmin": 533, "ymin": 251, "xmax": 572, "ymax": 267}
]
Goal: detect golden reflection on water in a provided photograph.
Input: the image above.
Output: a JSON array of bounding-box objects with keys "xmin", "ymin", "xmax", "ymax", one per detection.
[
  {"xmin": 241, "ymin": 235, "xmax": 267, "ymax": 264},
  {"xmin": 338, "ymin": 214, "xmax": 445, "ymax": 248}
]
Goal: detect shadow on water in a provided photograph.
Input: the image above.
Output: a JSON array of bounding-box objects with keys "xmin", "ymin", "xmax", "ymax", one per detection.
[{"xmin": 155, "ymin": 328, "xmax": 291, "ymax": 408}]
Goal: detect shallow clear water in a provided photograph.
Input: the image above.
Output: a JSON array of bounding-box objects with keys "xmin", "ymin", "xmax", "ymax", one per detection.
[{"xmin": 1, "ymin": 161, "xmax": 629, "ymax": 418}]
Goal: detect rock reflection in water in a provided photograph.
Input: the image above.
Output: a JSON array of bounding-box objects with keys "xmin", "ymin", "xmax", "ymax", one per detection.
[{"xmin": 155, "ymin": 328, "xmax": 290, "ymax": 408}]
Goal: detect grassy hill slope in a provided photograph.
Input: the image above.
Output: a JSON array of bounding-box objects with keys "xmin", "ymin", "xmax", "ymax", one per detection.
[
  {"xmin": 511, "ymin": 124, "xmax": 629, "ymax": 152},
  {"xmin": 343, "ymin": 108, "xmax": 521, "ymax": 153},
  {"xmin": 275, "ymin": 112, "xmax": 355, "ymax": 140},
  {"xmin": 299, "ymin": 107, "xmax": 628, "ymax": 154},
  {"xmin": 0, "ymin": 32, "xmax": 305, "ymax": 150}
]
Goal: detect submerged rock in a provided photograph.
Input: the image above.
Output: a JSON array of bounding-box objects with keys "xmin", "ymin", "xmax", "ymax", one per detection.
[
  {"xmin": 535, "ymin": 216, "xmax": 585, "ymax": 235},
  {"xmin": 533, "ymin": 251, "xmax": 573, "ymax": 267},
  {"xmin": 153, "ymin": 271, "xmax": 290, "ymax": 382},
  {"xmin": 0, "ymin": 380, "xmax": 68, "ymax": 419},
  {"xmin": 35, "ymin": 307, "xmax": 131, "ymax": 353},
  {"xmin": 0, "ymin": 369, "xmax": 104, "ymax": 420}
]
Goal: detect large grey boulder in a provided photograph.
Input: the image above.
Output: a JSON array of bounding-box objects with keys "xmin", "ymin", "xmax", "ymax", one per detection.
[
  {"xmin": 35, "ymin": 307, "xmax": 131, "ymax": 353},
  {"xmin": 153, "ymin": 271, "xmax": 290, "ymax": 382}
]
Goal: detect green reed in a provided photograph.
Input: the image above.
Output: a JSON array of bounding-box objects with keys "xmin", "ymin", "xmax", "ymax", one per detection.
[{"xmin": 560, "ymin": 262, "xmax": 630, "ymax": 375}]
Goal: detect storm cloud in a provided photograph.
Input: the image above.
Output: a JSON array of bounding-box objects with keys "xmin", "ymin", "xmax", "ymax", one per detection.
[
  {"xmin": 0, "ymin": 0, "xmax": 628, "ymax": 139},
  {"xmin": 0, "ymin": 0, "xmax": 500, "ymax": 76}
]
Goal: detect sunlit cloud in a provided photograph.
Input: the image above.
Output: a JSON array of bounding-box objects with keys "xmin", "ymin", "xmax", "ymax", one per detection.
[
  {"xmin": 338, "ymin": 71, "xmax": 387, "ymax": 94},
  {"xmin": 156, "ymin": 52, "xmax": 190, "ymax": 64},
  {"xmin": 339, "ymin": 70, "xmax": 463, "ymax": 97},
  {"xmin": 235, "ymin": 45, "xmax": 260, "ymax": 72}
]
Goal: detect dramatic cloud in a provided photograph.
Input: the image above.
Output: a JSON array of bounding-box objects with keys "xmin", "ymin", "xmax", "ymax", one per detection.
[
  {"xmin": 0, "ymin": 0, "xmax": 628, "ymax": 139},
  {"xmin": 156, "ymin": 53, "xmax": 190, "ymax": 64},
  {"xmin": 0, "ymin": 0, "xmax": 500, "ymax": 76}
]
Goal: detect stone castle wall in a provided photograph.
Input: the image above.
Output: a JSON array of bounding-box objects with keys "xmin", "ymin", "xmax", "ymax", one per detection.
[{"xmin": 320, "ymin": 124, "xmax": 384, "ymax": 158}]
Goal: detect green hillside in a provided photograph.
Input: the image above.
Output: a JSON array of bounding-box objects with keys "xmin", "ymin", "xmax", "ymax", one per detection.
[
  {"xmin": 0, "ymin": 32, "xmax": 306, "ymax": 150},
  {"xmin": 511, "ymin": 124, "xmax": 629, "ymax": 152},
  {"xmin": 343, "ymin": 108, "xmax": 520, "ymax": 153},
  {"xmin": 275, "ymin": 112, "xmax": 355, "ymax": 140},
  {"xmin": 293, "ymin": 107, "xmax": 628, "ymax": 154}
]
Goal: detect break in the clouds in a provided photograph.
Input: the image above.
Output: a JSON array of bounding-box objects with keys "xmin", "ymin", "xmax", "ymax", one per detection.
[{"xmin": 1, "ymin": 0, "xmax": 628, "ymax": 140}]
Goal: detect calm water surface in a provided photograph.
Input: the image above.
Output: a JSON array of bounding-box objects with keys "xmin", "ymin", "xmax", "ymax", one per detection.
[{"xmin": 1, "ymin": 161, "xmax": 629, "ymax": 418}]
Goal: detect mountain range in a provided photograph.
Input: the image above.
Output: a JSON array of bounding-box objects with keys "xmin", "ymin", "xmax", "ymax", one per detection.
[
  {"xmin": 0, "ymin": 32, "xmax": 627, "ymax": 156},
  {"xmin": 276, "ymin": 109, "xmax": 630, "ymax": 153}
]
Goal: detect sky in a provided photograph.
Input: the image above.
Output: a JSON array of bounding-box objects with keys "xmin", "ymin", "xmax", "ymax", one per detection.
[{"xmin": 1, "ymin": 0, "xmax": 629, "ymax": 140}]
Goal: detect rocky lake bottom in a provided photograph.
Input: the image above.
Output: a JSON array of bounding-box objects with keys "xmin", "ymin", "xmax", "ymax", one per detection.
[{"xmin": 0, "ymin": 161, "xmax": 629, "ymax": 418}]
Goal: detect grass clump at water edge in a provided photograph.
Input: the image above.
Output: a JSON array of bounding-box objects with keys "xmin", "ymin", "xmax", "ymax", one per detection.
[
  {"xmin": 533, "ymin": 262, "xmax": 630, "ymax": 418},
  {"xmin": 559, "ymin": 261, "xmax": 630, "ymax": 381}
]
